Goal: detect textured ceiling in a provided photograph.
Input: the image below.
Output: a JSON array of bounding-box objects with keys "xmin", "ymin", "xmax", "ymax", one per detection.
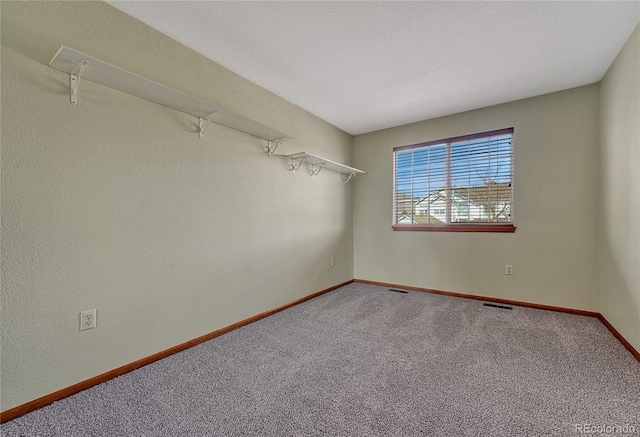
[{"xmin": 109, "ymin": 1, "xmax": 639, "ymax": 135}]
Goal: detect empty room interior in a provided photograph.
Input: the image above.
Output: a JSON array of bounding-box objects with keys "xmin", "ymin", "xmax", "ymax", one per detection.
[{"xmin": 1, "ymin": 1, "xmax": 639, "ymax": 435}]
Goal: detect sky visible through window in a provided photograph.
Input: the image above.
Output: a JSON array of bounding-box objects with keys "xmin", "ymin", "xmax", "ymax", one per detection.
[{"xmin": 395, "ymin": 135, "xmax": 512, "ymax": 198}]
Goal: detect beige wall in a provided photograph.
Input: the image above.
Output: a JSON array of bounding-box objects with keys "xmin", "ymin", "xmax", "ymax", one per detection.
[
  {"xmin": 599, "ymin": 24, "xmax": 640, "ymax": 353},
  {"xmin": 0, "ymin": 2, "xmax": 354, "ymax": 411},
  {"xmin": 353, "ymin": 86, "xmax": 600, "ymax": 312}
]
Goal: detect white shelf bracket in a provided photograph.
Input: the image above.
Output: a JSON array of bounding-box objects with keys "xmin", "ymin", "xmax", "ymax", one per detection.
[
  {"xmin": 287, "ymin": 155, "xmax": 306, "ymax": 172},
  {"xmin": 198, "ymin": 111, "xmax": 217, "ymax": 139},
  {"xmin": 309, "ymin": 162, "xmax": 326, "ymax": 176},
  {"xmin": 266, "ymin": 138, "xmax": 283, "ymax": 157},
  {"xmin": 342, "ymin": 173, "xmax": 357, "ymax": 183},
  {"xmin": 69, "ymin": 60, "xmax": 89, "ymax": 105}
]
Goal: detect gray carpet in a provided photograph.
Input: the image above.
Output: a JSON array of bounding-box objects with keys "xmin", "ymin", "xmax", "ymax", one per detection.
[{"xmin": 2, "ymin": 283, "xmax": 639, "ymax": 436}]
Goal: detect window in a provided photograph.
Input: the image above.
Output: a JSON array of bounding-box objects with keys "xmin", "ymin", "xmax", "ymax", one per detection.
[{"xmin": 393, "ymin": 128, "xmax": 515, "ymax": 232}]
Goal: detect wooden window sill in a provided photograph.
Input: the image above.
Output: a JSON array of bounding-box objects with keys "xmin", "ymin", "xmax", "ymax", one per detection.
[{"xmin": 392, "ymin": 224, "xmax": 516, "ymax": 233}]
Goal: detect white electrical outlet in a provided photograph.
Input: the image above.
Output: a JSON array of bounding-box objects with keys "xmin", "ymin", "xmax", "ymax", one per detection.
[
  {"xmin": 80, "ymin": 309, "xmax": 96, "ymax": 331},
  {"xmin": 506, "ymin": 265, "xmax": 514, "ymax": 275},
  {"xmin": 330, "ymin": 257, "xmax": 335, "ymax": 267}
]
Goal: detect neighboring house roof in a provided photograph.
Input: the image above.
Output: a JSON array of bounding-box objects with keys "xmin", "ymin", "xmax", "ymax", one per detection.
[
  {"xmin": 397, "ymin": 214, "xmax": 443, "ymax": 225},
  {"xmin": 453, "ymin": 182, "xmax": 512, "ymax": 203},
  {"xmin": 415, "ymin": 189, "xmax": 469, "ymax": 206},
  {"xmin": 413, "ymin": 215, "xmax": 443, "ymax": 224},
  {"xmin": 396, "ymin": 214, "xmax": 417, "ymax": 224},
  {"xmin": 413, "ymin": 190, "xmax": 443, "ymax": 206},
  {"xmin": 413, "ymin": 182, "xmax": 512, "ymax": 207}
]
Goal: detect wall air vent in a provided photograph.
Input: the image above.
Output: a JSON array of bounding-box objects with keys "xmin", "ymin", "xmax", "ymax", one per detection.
[{"xmin": 483, "ymin": 303, "xmax": 513, "ymax": 310}]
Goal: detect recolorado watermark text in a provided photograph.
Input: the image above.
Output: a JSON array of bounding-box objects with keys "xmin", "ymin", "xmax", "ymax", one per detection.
[{"xmin": 574, "ymin": 423, "xmax": 637, "ymax": 434}]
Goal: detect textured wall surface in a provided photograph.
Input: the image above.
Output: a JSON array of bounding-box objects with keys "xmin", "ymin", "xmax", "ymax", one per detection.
[
  {"xmin": 599, "ymin": 24, "xmax": 640, "ymax": 353},
  {"xmin": 1, "ymin": 2, "xmax": 353, "ymax": 411},
  {"xmin": 353, "ymin": 86, "xmax": 600, "ymax": 312}
]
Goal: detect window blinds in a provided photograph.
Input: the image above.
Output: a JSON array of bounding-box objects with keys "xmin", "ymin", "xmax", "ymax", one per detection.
[{"xmin": 393, "ymin": 128, "xmax": 514, "ymax": 227}]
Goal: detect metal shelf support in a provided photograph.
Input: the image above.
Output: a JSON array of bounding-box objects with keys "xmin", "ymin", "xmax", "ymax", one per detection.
[
  {"xmin": 309, "ymin": 162, "xmax": 326, "ymax": 176},
  {"xmin": 342, "ymin": 173, "xmax": 357, "ymax": 183},
  {"xmin": 287, "ymin": 153, "xmax": 306, "ymax": 172},
  {"xmin": 70, "ymin": 60, "xmax": 89, "ymax": 105},
  {"xmin": 198, "ymin": 111, "xmax": 218, "ymax": 139},
  {"xmin": 266, "ymin": 138, "xmax": 283, "ymax": 157}
]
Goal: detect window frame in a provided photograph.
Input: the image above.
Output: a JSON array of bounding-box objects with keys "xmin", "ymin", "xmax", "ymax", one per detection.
[{"xmin": 392, "ymin": 128, "xmax": 516, "ymax": 233}]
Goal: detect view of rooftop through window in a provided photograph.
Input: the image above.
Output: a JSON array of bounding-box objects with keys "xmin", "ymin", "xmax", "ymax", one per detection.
[{"xmin": 393, "ymin": 129, "xmax": 514, "ymax": 227}]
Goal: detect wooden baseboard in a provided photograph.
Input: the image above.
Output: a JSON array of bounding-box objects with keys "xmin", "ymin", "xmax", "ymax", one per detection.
[
  {"xmin": 0, "ymin": 280, "xmax": 353, "ymax": 424},
  {"xmin": 354, "ymin": 279, "xmax": 640, "ymax": 362},
  {"xmin": 354, "ymin": 279, "xmax": 599, "ymax": 317},
  {"xmin": 597, "ymin": 314, "xmax": 640, "ymax": 362}
]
